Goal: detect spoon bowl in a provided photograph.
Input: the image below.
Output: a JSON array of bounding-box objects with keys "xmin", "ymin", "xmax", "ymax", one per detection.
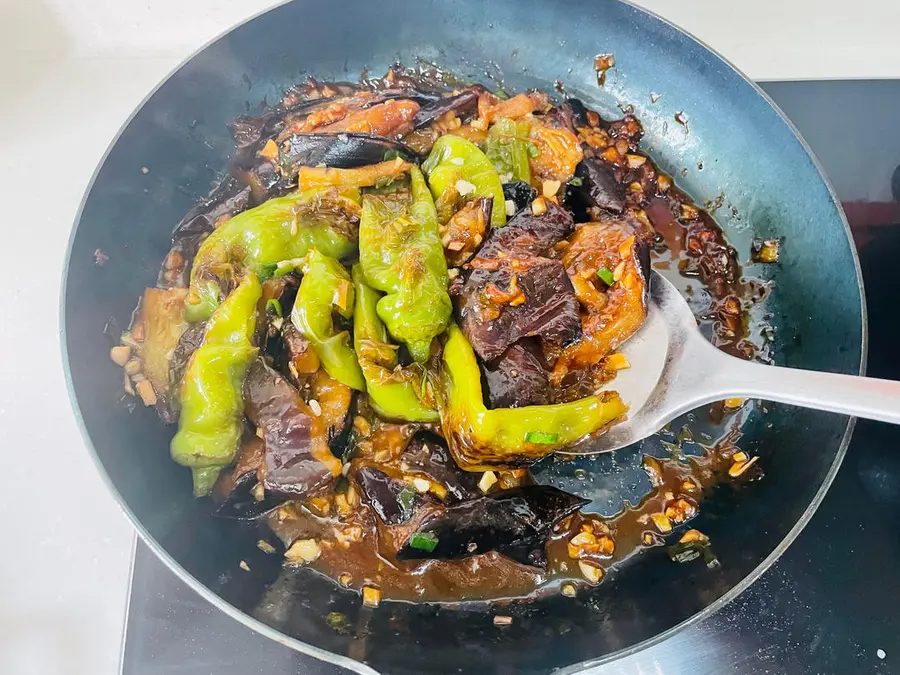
[{"xmin": 579, "ymin": 270, "xmax": 900, "ymax": 455}]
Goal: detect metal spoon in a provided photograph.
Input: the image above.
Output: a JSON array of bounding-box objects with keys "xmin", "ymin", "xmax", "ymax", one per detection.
[{"xmin": 587, "ymin": 270, "xmax": 900, "ymax": 454}]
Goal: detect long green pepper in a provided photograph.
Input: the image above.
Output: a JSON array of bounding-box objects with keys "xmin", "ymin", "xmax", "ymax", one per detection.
[
  {"xmin": 352, "ymin": 265, "xmax": 439, "ymax": 422},
  {"xmin": 170, "ymin": 274, "xmax": 261, "ymax": 496},
  {"xmin": 291, "ymin": 249, "xmax": 366, "ymax": 391},
  {"xmin": 359, "ymin": 166, "xmax": 452, "ymax": 362},
  {"xmin": 186, "ymin": 188, "xmax": 360, "ymax": 321}
]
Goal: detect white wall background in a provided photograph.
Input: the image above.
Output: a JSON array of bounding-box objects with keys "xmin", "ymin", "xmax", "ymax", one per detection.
[{"xmin": 3, "ymin": 0, "xmax": 900, "ymax": 80}]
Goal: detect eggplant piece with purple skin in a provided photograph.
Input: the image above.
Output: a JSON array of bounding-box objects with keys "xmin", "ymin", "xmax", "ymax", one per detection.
[
  {"xmin": 574, "ymin": 156, "xmax": 625, "ymax": 215},
  {"xmin": 396, "ymin": 485, "xmax": 588, "ymax": 568},
  {"xmin": 482, "ymin": 340, "xmax": 551, "ymax": 409},
  {"xmin": 243, "ymin": 359, "xmax": 342, "ymax": 499},
  {"xmin": 356, "ymin": 467, "xmax": 429, "ymax": 525},
  {"xmin": 401, "ymin": 432, "xmax": 480, "ymax": 503},
  {"xmin": 453, "ymin": 201, "xmax": 581, "ymax": 361},
  {"xmin": 412, "ymin": 89, "xmax": 480, "ymax": 129},
  {"xmin": 279, "ymin": 133, "xmax": 415, "ymax": 178},
  {"xmin": 211, "ymin": 437, "xmax": 284, "ymax": 520},
  {"xmin": 170, "ymin": 321, "xmax": 206, "ymax": 393}
]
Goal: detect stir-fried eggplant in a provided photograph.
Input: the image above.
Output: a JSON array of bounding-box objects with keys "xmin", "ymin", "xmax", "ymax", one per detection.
[
  {"xmin": 357, "ymin": 467, "xmax": 429, "ymax": 525},
  {"xmin": 397, "ymin": 485, "xmax": 587, "ymax": 567},
  {"xmin": 115, "ymin": 66, "xmax": 751, "ymax": 603},
  {"xmin": 212, "ymin": 437, "xmax": 284, "ymax": 519},
  {"xmin": 401, "ymin": 432, "xmax": 480, "ymax": 503},
  {"xmin": 552, "ymin": 219, "xmax": 651, "ymax": 380},
  {"xmin": 243, "ymin": 359, "xmax": 342, "ymax": 499},
  {"xmin": 279, "ymin": 133, "xmax": 415, "ymax": 178},
  {"xmin": 454, "ymin": 200, "xmax": 580, "ymax": 361},
  {"xmin": 574, "ymin": 156, "xmax": 625, "ymax": 215},
  {"xmin": 482, "ymin": 340, "xmax": 551, "ymax": 409},
  {"xmin": 413, "ymin": 88, "xmax": 480, "ymax": 129}
]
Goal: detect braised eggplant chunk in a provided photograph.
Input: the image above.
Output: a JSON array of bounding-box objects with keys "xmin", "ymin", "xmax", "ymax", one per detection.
[
  {"xmin": 357, "ymin": 466, "xmax": 429, "ymax": 525},
  {"xmin": 116, "ymin": 66, "xmax": 756, "ymax": 604},
  {"xmin": 280, "ymin": 133, "xmax": 415, "ymax": 178},
  {"xmin": 401, "ymin": 432, "xmax": 480, "ymax": 503},
  {"xmin": 482, "ymin": 340, "xmax": 551, "ymax": 409},
  {"xmin": 454, "ymin": 200, "xmax": 581, "ymax": 361},
  {"xmin": 397, "ymin": 486, "xmax": 587, "ymax": 567},
  {"xmin": 212, "ymin": 437, "xmax": 284, "ymax": 519},
  {"xmin": 574, "ymin": 156, "xmax": 625, "ymax": 215},
  {"xmin": 243, "ymin": 359, "xmax": 342, "ymax": 499},
  {"xmin": 552, "ymin": 219, "xmax": 651, "ymax": 379}
]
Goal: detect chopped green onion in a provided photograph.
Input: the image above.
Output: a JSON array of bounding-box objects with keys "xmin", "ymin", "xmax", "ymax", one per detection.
[
  {"xmin": 525, "ymin": 431, "xmax": 559, "ymax": 444},
  {"xmin": 494, "ymin": 87, "xmax": 510, "ymax": 100},
  {"xmin": 383, "ymin": 149, "xmax": 401, "ymax": 161},
  {"xmin": 265, "ymin": 298, "xmax": 282, "ymax": 317},
  {"xmin": 569, "ymin": 176, "xmax": 583, "ymax": 187},
  {"xmin": 408, "ymin": 531, "xmax": 439, "ymax": 552},
  {"xmin": 258, "ymin": 262, "xmax": 278, "ymax": 282},
  {"xmin": 596, "ymin": 267, "xmax": 615, "ymax": 285},
  {"xmin": 397, "ymin": 485, "xmax": 417, "ymax": 515},
  {"xmin": 526, "ymin": 143, "xmax": 539, "ymax": 158}
]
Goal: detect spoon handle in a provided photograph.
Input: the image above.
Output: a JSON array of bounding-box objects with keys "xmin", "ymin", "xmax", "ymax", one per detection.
[{"xmin": 712, "ymin": 353, "xmax": 900, "ymax": 425}]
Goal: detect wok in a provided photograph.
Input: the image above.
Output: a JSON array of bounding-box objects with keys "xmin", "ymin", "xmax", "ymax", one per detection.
[{"xmin": 61, "ymin": 1, "xmax": 865, "ymax": 673}]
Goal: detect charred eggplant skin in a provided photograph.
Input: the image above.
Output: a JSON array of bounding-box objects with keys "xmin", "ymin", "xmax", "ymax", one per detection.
[
  {"xmin": 397, "ymin": 485, "xmax": 588, "ymax": 567},
  {"xmin": 279, "ymin": 133, "xmax": 416, "ymax": 177}
]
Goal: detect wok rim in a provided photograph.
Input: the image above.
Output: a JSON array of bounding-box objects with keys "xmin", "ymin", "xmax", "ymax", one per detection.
[{"xmin": 58, "ymin": 0, "xmax": 867, "ymax": 672}]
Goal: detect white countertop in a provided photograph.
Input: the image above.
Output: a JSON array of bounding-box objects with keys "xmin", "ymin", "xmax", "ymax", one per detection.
[{"xmin": 0, "ymin": 2, "xmax": 895, "ymax": 673}]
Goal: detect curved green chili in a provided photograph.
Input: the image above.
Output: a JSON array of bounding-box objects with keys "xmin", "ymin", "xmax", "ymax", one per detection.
[
  {"xmin": 170, "ymin": 274, "xmax": 261, "ymax": 496},
  {"xmin": 186, "ymin": 188, "xmax": 360, "ymax": 321},
  {"xmin": 291, "ymin": 249, "xmax": 365, "ymax": 391},
  {"xmin": 359, "ymin": 166, "xmax": 452, "ymax": 362},
  {"xmin": 352, "ymin": 265, "xmax": 439, "ymax": 422},
  {"xmin": 422, "ymin": 134, "xmax": 507, "ymax": 227},
  {"xmin": 440, "ymin": 324, "xmax": 628, "ymax": 471}
]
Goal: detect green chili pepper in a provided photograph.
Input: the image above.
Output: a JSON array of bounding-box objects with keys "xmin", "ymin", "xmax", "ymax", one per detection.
[
  {"xmin": 359, "ymin": 166, "xmax": 452, "ymax": 363},
  {"xmin": 439, "ymin": 324, "xmax": 628, "ymax": 470},
  {"xmin": 422, "ymin": 135, "xmax": 507, "ymax": 227},
  {"xmin": 170, "ymin": 274, "xmax": 261, "ymax": 496},
  {"xmin": 186, "ymin": 188, "xmax": 360, "ymax": 321},
  {"xmin": 291, "ymin": 249, "xmax": 365, "ymax": 391},
  {"xmin": 352, "ymin": 265, "xmax": 439, "ymax": 422},
  {"xmin": 485, "ymin": 118, "xmax": 532, "ymax": 183}
]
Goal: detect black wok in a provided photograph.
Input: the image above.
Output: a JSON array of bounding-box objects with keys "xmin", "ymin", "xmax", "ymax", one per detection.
[{"xmin": 61, "ymin": 1, "xmax": 865, "ymax": 672}]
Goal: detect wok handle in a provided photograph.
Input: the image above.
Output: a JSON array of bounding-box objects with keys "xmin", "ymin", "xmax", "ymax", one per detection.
[{"xmin": 712, "ymin": 353, "xmax": 900, "ymax": 425}]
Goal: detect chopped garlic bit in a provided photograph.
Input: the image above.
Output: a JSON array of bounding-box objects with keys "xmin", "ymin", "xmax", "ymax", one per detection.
[
  {"xmin": 531, "ymin": 197, "xmax": 548, "ymax": 215},
  {"xmin": 338, "ymin": 572, "xmax": 352, "ymax": 587},
  {"xmin": 542, "ymin": 179, "xmax": 562, "ymax": 198},
  {"xmin": 729, "ymin": 454, "xmax": 759, "ymax": 477},
  {"xmin": 505, "ymin": 199, "xmax": 517, "ymax": 216},
  {"xmin": 679, "ymin": 529, "xmax": 708, "ymax": 544},
  {"xmin": 412, "ymin": 477, "xmax": 431, "ymax": 493},
  {"xmin": 561, "ymin": 583, "xmax": 577, "ymax": 598},
  {"xmin": 257, "ymin": 539, "xmax": 276, "ymax": 554},
  {"xmin": 362, "ymin": 585, "xmax": 381, "ymax": 607},
  {"xmin": 135, "ymin": 380, "xmax": 157, "ymax": 406},
  {"xmin": 110, "ymin": 345, "xmax": 132, "ymax": 367},
  {"xmin": 308, "ymin": 399, "xmax": 322, "ymax": 416},
  {"xmin": 239, "ymin": 560, "xmax": 250, "ymax": 572},
  {"xmin": 455, "ymin": 179, "xmax": 476, "ymax": 196},
  {"xmin": 493, "ymin": 615, "xmax": 513, "ymax": 626},
  {"xmin": 285, "ymin": 538, "xmax": 321, "ymax": 564},
  {"xmin": 478, "ymin": 471, "xmax": 498, "ymax": 493},
  {"xmin": 578, "ymin": 560, "xmax": 604, "ymax": 584},
  {"xmin": 607, "ymin": 353, "xmax": 630, "ymax": 370},
  {"xmin": 651, "ymin": 513, "xmax": 673, "ymax": 533}
]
